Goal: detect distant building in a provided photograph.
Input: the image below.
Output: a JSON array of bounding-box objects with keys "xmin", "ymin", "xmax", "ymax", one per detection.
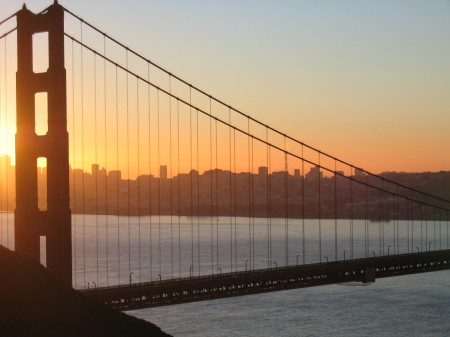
[
  {"xmin": 91, "ymin": 164, "xmax": 107, "ymax": 181},
  {"xmin": 355, "ymin": 168, "xmax": 365, "ymax": 177},
  {"xmin": 272, "ymin": 171, "xmax": 288, "ymax": 178},
  {"xmin": 160, "ymin": 165, "xmax": 167, "ymax": 180},
  {"xmin": 258, "ymin": 166, "xmax": 268, "ymax": 175},
  {"xmin": 108, "ymin": 170, "xmax": 121, "ymax": 182},
  {"xmin": 294, "ymin": 169, "xmax": 301, "ymax": 177},
  {"xmin": 189, "ymin": 169, "xmax": 199, "ymax": 176},
  {"xmin": 305, "ymin": 165, "xmax": 323, "ymax": 181},
  {"xmin": 92, "ymin": 164, "xmax": 99, "ymax": 179}
]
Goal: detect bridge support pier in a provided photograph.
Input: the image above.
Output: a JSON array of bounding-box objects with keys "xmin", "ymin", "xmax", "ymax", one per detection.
[
  {"xmin": 15, "ymin": 2, "xmax": 72, "ymax": 286},
  {"xmin": 363, "ymin": 267, "xmax": 376, "ymax": 283}
]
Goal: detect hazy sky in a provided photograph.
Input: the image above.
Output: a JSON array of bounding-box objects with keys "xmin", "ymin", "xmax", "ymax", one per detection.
[{"xmin": 1, "ymin": 0, "xmax": 449, "ymax": 173}]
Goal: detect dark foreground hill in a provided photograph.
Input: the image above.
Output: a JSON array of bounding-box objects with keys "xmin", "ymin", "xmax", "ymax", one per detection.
[{"xmin": 0, "ymin": 246, "xmax": 171, "ymax": 337}]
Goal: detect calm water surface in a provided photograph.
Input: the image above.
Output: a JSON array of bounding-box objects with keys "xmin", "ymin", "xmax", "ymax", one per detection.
[
  {"xmin": 130, "ymin": 270, "xmax": 450, "ymax": 337},
  {"xmin": 1, "ymin": 213, "xmax": 449, "ymax": 336}
]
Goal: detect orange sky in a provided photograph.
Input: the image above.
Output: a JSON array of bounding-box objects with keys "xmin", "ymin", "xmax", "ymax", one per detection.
[{"xmin": 1, "ymin": 1, "xmax": 449, "ymax": 176}]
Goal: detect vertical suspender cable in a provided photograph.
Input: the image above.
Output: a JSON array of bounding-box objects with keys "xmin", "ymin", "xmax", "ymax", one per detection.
[
  {"xmin": 251, "ymin": 137, "xmax": 255, "ymax": 269},
  {"xmin": 378, "ymin": 181, "xmax": 382, "ymax": 256},
  {"xmin": 210, "ymin": 98, "xmax": 214, "ymax": 274},
  {"xmin": 447, "ymin": 210, "xmax": 450, "ymax": 249},
  {"xmin": 266, "ymin": 128, "xmax": 270, "ymax": 268},
  {"xmin": 318, "ymin": 153, "xmax": 321, "ymax": 263},
  {"xmin": 189, "ymin": 86, "xmax": 193, "ymax": 274},
  {"xmin": 394, "ymin": 186, "xmax": 397, "ymax": 254},
  {"xmin": 80, "ymin": 22, "xmax": 86, "ymax": 287},
  {"xmin": 425, "ymin": 197, "xmax": 428, "ymax": 252},
  {"xmin": 433, "ymin": 207, "xmax": 436, "ymax": 251},
  {"xmin": 334, "ymin": 160, "xmax": 338, "ymax": 261},
  {"xmin": 420, "ymin": 198, "xmax": 423, "ymax": 252},
  {"xmin": 215, "ymin": 116, "xmax": 219, "ymax": 271},
  {"xmin": 177, "ymin": 99, "xmax": 181, "ymax": 277},
  {"xmin": 395, "ymin": 185, "xmax": 399, "ymax": 254},
  {"xmin": 197, "ymin": 109, "xmax": 200, "ymax": 276},
  {"xmin": 157, "ymin": 89, "xmax": 161, "ymax": 278},
  {"xmin": 284, "ymin": 137, "xmax": 288, "ymax": 266},
  {"xmin": 71, "ymin": 39, "xmax": 77, "ymax": 286},
  {"xmin": 381, "ymin": 180, "xmax": 385, "ymax": 255},
  {"xmin": 147, "ymin": 64, "xmax": 152, "ymax": 281},
  {"xmin": 365, "ymin": 174, "xmax": 369, "ymax": 257},
  {"xmin": 103, "ymin": 35, "xmax": 109, "ymax": 286},
  {"xmin": 408, "ymin": 195, "xmax": 411, "ymax": 253},
  {"xmin": 233, "ymin": 128, "xmax": 237, "ymax": 271},
  {"xmin": 350, "ymin": 169, "xmax": 353, "ymax": 259},
  {"xmin": 126, "ymin": 49, "xmax": 131, "ymax": 279},
  {"xmin": 268, "ymin": 134, "xmax": 272, "ymax": 267},
  {"xmin": 94, "ymin": 53, "xmax": 99, "ymax": 284},
  {"xmin": 229, "ymin": 109, "xmax": 232, "ymax": 272},
  {"xmin": 169, "ymin": 76, "xmax": 173, "ymax": 279},
  {"xmin": 248, "ymin": 120, "xmax": 252, "ymax": 269},
  {"xmin": 137, "ymin": 77, "xmax": 141, "ymax": 282},
  {"xmin": 4, "ymin": 37, "xmax": 8, "ymax": 247},
  {"xmin": 410, "ymin": 191, "xmax": 416, "ymax": 252},
  {"xmin": 301, "ymin": 145, "xmax": 305, "ymax": 265},
  {"xmin": 439, "ymin": 206, "xmax": 442, "ymax": 250},
  {"xmin": 115, "ymin": 65, "xmax": 120, "ymax": 284}
]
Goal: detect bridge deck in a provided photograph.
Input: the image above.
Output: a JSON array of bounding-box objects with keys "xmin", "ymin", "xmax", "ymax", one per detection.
[{"xmin": 83, "ymin": 250, "xmax": 450, "ymax": 311}]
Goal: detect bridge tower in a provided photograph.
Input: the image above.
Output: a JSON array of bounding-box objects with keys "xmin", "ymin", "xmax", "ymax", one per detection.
[{"xmin": 15, "ymin": 2, "xmax": 72, "ymax": 286}]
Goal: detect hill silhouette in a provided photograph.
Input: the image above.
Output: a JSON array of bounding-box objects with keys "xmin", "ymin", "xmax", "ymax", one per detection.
[{"xmin": 0, "ymin": 246, "xmax": 171, "ymax": 337}]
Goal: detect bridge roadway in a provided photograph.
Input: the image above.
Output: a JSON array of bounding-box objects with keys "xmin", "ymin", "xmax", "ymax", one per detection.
[{"xmin": 83, "ymin": 250, "xmax": 450, "ymax": 311}]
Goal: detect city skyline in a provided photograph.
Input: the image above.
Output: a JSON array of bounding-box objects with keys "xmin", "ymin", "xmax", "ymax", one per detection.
[{"xmin": 1, "ymin": 154, "xmax": 449, "ymax": 218}]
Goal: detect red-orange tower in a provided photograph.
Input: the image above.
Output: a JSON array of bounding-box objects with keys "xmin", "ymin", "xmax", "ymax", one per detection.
[{"xmin": 15, "ymin": 2, "xmax": 72, "ymax": 286}]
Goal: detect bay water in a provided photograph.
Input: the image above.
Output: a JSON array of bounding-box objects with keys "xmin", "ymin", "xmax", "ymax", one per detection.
[{"xmin": 0, "ymin": 213, "xmax": 448, "ymax": 336}]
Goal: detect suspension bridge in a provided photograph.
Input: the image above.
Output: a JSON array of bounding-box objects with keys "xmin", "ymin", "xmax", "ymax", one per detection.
[{"xmin": 0, "ymin": 2, "xmax": 449, "ymax": 310}]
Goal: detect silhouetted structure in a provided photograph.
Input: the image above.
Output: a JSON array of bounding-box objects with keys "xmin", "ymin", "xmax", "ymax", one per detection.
[
  {"xmin": 15, "ymin": 3, "xmax": 72, "ymax": 286},
  {"xmin": 160, "ymin": 165, "xmax": 168, "ymax": 180}
]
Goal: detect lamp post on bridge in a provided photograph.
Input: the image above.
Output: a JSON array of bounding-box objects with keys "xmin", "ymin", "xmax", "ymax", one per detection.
[
  {"xmin": 129, "ymin": 272, "xmax": 134, "ymax": 285},
  {"xmin": 416, "ymin": 247, "xmax": 420, "ymax": 253},
  {"xmin": 217, "ymin": 267, "xmax": 222, "ymax": 275},
  {"xmin": 273, "ymin": 261, "xmax": 277, "ymax": 269},
  {"xmin": 323, "ymin": 256, "xmax": 328, "ymax": 263},
  {"xmin": 190, "ymin": 266, "xmax": 194, "ymax": 279},
  {"xmin": 388, "ymin": 246, "xmax": 391, "ymax": 256},
  {"xmin": 245, "ymin": 260, "xmax": 249, "ymax": 272}
]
